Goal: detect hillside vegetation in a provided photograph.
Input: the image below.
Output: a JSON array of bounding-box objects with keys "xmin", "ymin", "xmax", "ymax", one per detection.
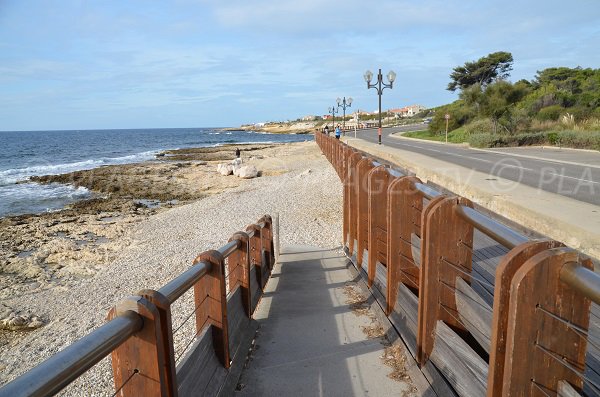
[{"xmin": 423, "ymin": 53, "xmax": 600, "ymax": 150}]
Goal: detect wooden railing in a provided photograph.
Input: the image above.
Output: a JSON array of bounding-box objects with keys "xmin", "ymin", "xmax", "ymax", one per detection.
[
  {"xmin": 317, "ymin": 132, "xmax": 600, "ymax": 397},
  {"xmin": 0, "ymin": 216, "xmax": 275, "ymax": 397}
]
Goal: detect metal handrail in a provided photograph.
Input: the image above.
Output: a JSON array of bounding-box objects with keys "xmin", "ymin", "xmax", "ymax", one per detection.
[
  {"xmin": 0, "ymin": 311, "xmax": 142, "ymax": 397},
  {"xmin": 455, "ymin": 205, "xmax": 529, "ymax": 249},
  {"xmin": 560, "ymin": 262, "xmax": 600, "ymax": 305},
  {"xmin": 159, "ymin": 261, "xmax": 211, "ymax": 303},
  {"xmin": 218, "ymin": 239, "xmax": 241, "ymax": 258},
  {"xmin": 388, "ymin": 169, "xmax": 404, "ymax": 178},
  {"xmin": 414, "ymin": 182, "xmax": 442, "ymax": 200}
]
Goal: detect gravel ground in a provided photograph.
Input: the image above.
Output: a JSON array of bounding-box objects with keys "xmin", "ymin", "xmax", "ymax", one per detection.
[{"xmin": 0, "ymin": 142, "xmax": 343, "ymax": 395}]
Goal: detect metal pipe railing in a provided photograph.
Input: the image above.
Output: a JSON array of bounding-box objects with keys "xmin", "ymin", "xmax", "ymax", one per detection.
[
  {"xmin": 455, "ymin": 205, "xmax": 529, "ymax": 249},
  {"xmin": 218, "ymin": 239, "xmax": 241, "ymax": 258},
  {"xmin": 0, "ymin": 311, "xmax": 143, "ymax": 397},
  {"xmin": 414, "ymin": 182, "xmax": 442, "ymax": 200},
  {"xmin": 388, "ymin": 169, "xmax": 404, "ymax": 178},
  {"xmin": 159, "ymin": 261, "xmax": 211, "ymax": 303},
  {"xmin": 560, "ymin": 262, "xmax": 600, "ymax": 305}
]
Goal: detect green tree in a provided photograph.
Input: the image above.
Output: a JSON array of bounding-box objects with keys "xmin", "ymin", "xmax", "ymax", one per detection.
[
  {"xmin": 479, "ymin": 81, "xmax": 527, "ymax": 133},
  {"xmin": 447, "ymin": 51, "xmax": 514, "ymax": 92}
]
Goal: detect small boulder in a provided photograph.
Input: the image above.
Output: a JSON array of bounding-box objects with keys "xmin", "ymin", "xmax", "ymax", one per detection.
[
  {"xmin": 236, "ymin": 165, "xmax": 258, "ymax": 179},
  {"xmin": 217, "ymin": 163, "xmax": 233, "ymax": 176}
]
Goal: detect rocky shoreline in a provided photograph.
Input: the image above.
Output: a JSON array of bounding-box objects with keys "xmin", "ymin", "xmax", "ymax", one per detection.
[{"xmin": 0, "ymin": 143, "xmax": 303, "ymax": 335}]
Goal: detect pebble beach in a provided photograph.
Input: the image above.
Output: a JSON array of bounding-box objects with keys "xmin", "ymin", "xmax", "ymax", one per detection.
[{"xmin": 0, "ymin": 140, "xmax": 343, "ymax": 395}]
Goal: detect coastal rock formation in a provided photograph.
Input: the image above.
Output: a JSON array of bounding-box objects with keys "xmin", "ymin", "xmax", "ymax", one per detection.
[{"xmin": 0, "ymin": 304, "xmax": 44, "ymax": 331}]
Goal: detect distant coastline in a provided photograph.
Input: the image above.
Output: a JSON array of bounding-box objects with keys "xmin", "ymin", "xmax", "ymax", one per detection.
[{"xmin": 227, "ymin": 121, "xmax": 318, "ymax": 135}]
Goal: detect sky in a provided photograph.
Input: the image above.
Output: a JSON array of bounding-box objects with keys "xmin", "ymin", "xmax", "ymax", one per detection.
[{"xmin": 1, "ymin": 1, "xmax": 599, "ymax": 131}]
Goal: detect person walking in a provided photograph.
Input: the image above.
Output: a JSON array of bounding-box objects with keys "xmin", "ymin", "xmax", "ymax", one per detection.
[
  {"xmin": 324, "ymin": 125, "xmax": 329, "ymax": 135},
  {"xmin": 335, "ymin": 124, "xmax": 341, "ymax": 140}
]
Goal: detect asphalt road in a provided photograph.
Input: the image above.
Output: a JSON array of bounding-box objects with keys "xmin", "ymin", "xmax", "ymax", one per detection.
[{"xmin": 350, "ymin": 126, "xmax": 600, "ymax": 206}]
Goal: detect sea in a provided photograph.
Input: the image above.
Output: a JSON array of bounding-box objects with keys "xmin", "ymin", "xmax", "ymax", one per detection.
[{"xmin": 0, "ymin": 127, "xmax": 313, "ymax": 218}]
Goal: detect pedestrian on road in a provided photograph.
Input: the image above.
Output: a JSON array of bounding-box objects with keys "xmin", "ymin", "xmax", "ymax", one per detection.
[{"xmin": 335, "ymin": 124, "xmax": 341, "ymax": 140}]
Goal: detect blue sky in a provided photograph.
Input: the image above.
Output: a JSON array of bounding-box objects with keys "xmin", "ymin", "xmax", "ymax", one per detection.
[{"xmin": 1, "ymin": 0, "xmax": 599, "ymax": 130}]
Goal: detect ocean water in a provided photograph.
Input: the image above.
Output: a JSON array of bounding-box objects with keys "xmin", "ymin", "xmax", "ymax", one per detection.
[{"xmin": 0, "ymin": 128, "xmax": 313, "ymax": 218}]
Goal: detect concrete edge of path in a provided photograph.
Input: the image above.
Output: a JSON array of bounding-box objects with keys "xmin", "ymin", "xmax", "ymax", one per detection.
[
  {"xmin": 389, "ymin": 132, "xmax": 600, "ymax": 169},
  {"xmin": 344, "ymin": 137, "xmax": 600, "ymax": 261}
]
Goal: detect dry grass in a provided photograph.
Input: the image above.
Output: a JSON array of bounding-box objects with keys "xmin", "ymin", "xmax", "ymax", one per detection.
[{"xmin": 343, "ymin": 282, "xmax": 418, "ymax": 395}]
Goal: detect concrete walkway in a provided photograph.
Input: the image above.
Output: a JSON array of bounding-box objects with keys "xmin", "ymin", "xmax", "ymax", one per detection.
[{"xmin": 235, "ymin": 245, "xmax": 419, "ymax": 396}]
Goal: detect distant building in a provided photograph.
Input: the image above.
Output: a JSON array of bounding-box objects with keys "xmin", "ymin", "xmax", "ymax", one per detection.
[
  {"xmin": 389, "ymin": 105, "xmax": 427, "ymax": 118},
  {"xmin": 302, "ymin": 115, "xmax": 317, "ymax": 121}
]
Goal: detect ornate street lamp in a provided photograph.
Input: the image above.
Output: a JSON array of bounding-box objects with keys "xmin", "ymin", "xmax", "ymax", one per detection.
[
  {"xmin": 336, "ymin": 96, "xmax": 353, "ymax": 133},
  {"xmin": 364, "ymin": 68, "xmax": 396, "ymax": 144},
  {"xmin": 328, "ymin": 105, "xmax": 339, "ymax": 131}
]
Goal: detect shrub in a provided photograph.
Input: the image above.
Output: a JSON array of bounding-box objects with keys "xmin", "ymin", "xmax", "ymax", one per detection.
[
  {"xmin": 557, "ymin": 130, "xmax": 600, "ymax": 150},
  {"xmin": 536, "ymin": 105, "xmax": 564, "ymax": 121},
  {"xmin": 468, "ymin": 133, "xmax": 499, "ymax": 148},
  {"xmin": 529, "ymin": 119, "xmax": 563, "ymax": 132},
  {"xmin": 463, "ymin": 118, "xmax": 494, "ymax": 135},
  {"xmin": 547, "ymin": 131, "xmax": 560, "ymax": 145},
  {"xmin": 512, "ymin": 132, "xmax": 547, "ymax": 146}
]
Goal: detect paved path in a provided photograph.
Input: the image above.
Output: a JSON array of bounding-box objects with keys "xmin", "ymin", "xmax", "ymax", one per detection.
[
  {"xmin": 355, "ymin": 127, "xmax": 600, "ymax": 206},
  {"xmin": 236, "ymin": 245, "xmax": 419, "ymax": 396}
]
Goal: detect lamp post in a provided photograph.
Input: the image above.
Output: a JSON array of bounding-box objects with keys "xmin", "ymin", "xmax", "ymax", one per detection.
[
  {"xmin": 328, "ymin": 105, "xmax": 339, "ymax": 131},
  {"xmin": 364, "ymin": 68, "xmax": 396, "ymax": 145},
  {"xmin": 336, "ymin": 97, "xmax": 353, "ymax": 134}
]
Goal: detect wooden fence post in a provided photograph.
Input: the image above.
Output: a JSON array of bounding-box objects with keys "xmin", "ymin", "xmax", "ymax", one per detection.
[
  {"xmin": 367, "ymin": 165, "xmax": 391, "ymax": 288},
  {"xmin": 192, "ymin": 250, "xmax": 230, "ymax": 368},
  {"xmin": 416, "ymin": 197, "xmax": 474, "ymax": 365},
  {"xmin": 355, "ymin": 158, "xmax": 375, "ymax": 269},
  {"xmin": 342, "ymin": 146, "xmax": 354, "ymax": 248},
  {"xmin": 228, "ymin": 232, "xmax": 251, "ymax": 317},
  {"xmin": 486, "ymin": 240, "xmax": 564, "ymax": 397},
  {"xmin": 135, "ymin": 290, "xmax": 178, "ymax": 397},
  {"xmin": 260, "ymin": 216, "xmax": 274, "ymax": 275},
  {"xmin": 108, "ymin": 296, "xmax": 172, "ymax": 397},
  {"xmin": 386, "ymin": 176, "xmax": 423, "ymax": 314},
  {"xmin": 246, "ymin": 224, "xmax": 264, "ymax": 289},
  {"xmin": 502, "ymin": 247, "xmax": 592, "ymax": 395},
  {"xmin": 346, "ymin": 152, "xmax": 363, "ymax": 255}
]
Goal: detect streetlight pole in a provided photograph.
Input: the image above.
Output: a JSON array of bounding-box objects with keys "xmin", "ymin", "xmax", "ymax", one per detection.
[
  {"xmin": 336, "ymin": 97, "xmax": 353, "ymax": 135},
  {"xmin": 328, "ymin": 105, "xmax": 339, "ymax": 131},
  {"xmin": 364, "ymin": 68, "xmax": 396, "ymax": 145}
]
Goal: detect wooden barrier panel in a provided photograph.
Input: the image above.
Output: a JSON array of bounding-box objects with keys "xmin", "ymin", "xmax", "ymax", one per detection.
[
  {"xmin": 192, "ymin": 250, "xmax": 230, "ymax": 368},
  {"xmin": 367, "ymin": 165, "xmax": 392, "ymax": 288},
  {"xmin": 356, "ymin": 158, "xmax": 376, "ymax": 269},
  {"xmin": 502, "ymin": 247, "xmax": 592, "ymax": 396},
  {"xmin": 417, "ymin": 197, "xmax": 474, "ymax": 366},
  {"xmin": 386, "ymin": 176, "xmax": 423, "ymax": 314}
]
